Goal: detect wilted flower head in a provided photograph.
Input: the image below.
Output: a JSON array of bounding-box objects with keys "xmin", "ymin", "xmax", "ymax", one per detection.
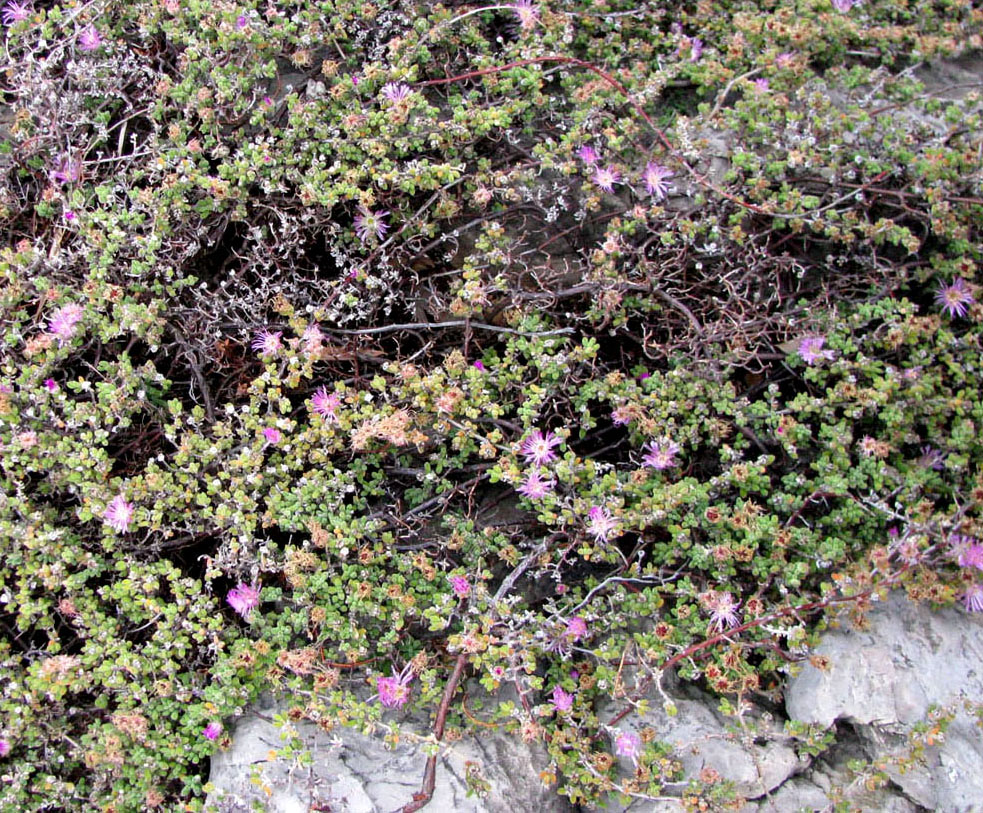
[
  {"xmin": 203, "ymin": 722, "xmax": 222, "ymax": 741},
  {"xmin": 311, "ymin": 386, "xmax": 341, "ymax": 421},
  {"xmin": 2, "ymin": 1, "xmax": 31, "ymax": 25},
  {"xmin": 577, "ymin": 144, "xmax": 600, "ymax": 165},
  {"xmin": 614, "ymin": 731, "xmax": 641, "ymax": 765},
  {"xmin": 376, "ymin": 663, "xmax": 415, "ymax": 709},
  {"xmin": 251, "ymin": 329, "xmax": 282, "ymax": 355},
  {"xmin": 513, "ymin": 0, "xmax": 538, "ymax": 29},
  {"xmin": 593, "ymin": 165, "xmax": 620, "ymax": 193},
  {"xmin": 48, "ymin": 303, "xmax": 84, "ymax": 344},
  {"xmin": 301, "ymin": 323, "xmax": 323, "ymax": 353},
  {"xmin": 642, "ymin": 438, "xmax": 680, "ymax": 470},
  {"xmin": 353, "ymin": 208, "xmax": 389, "ymax": 244},
  {"xmin": 702, "ymin": 590, "xmax": 741, "ymax": 632},
  {"xmin": 916, "ymin": 445, "xmax": 945, "ymax": 471},
  {"xmin": 49, "ymin": 156, "xmax": 81, "ymax": 185},
  {"xmin": 586, "ymin": 505, "xmax": 619, "ymax": 543},
  {"xmin": 935, "ymin": 278, "xmax": 975, "ymax": 319},
  {"xmin": 678, "ymin": 36, "xmax": 703, "ymax": 61},
  {"xmin": 643, "ymin": 162, "xmax": 673, "ymax": 199},
  {"xmin": 611, "ymin": 405, "xmax": 633, "ymax": 425},
  {"xmin": 517, "ymin": 470, "xmax": 554, "ymax": 499},
  {"xmin": 797, "ymin": 335, "xmax": 834, "ymax": 365},
  {"xmin": 450, "ymin": 575, "xmax": 471, "ymax": 598},
  {"xmin": 550, "ymin": 685, "xmax": 574, "ymax": 712},
  {"xmin": 963, "ymin": 583, "xmax": 983, "ymax": 613},
  {"xmin": 381, "ymin": 82, "xmax": 411, "ymax": 102},
  {"xmin": 77, "ymin": 25, "xmax": 102, "ymax": 51},
  {"xmin": 520, "ymin": 429, "xmax": 562, "ymax": 466},
  {"xmin": 227, "ymin": 582, "xmax": 261, "ymax": 619}
]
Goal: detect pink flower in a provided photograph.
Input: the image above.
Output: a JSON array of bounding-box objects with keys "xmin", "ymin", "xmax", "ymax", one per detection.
[
  {"xmin": 49, "ymin": 156, "xmax": 81, "ymax": 185},
  {"xmin": 520, "ymin": 429, "xmax": 562, "ymax": 466},
  {"xmin": 2, "ymin": 1, "xmax": 31, "ymax": 25},
  {"xmin": 832, "ymin": 0, "xmax": 855, "ymax": 11},
  {"xmin": 450, "ymin": 575, "xmax": 471, "ymax": 598},
  {"xmin": 704, "ymin": 590, "xmax": 741, "ymax": 632},
  {"xmin": 586, "ymin": 506, "xmax": 619, "ymax": 543},
  {"xmin": 593, "ymin": 165, "xmax": 620, "ymax": 193},
  {"xmin": 611, "ymin": 405, "xmax": 632, "ymax": 426},
  {"xmin": 753, "ymin": 78, "xmax": 770, "ymax": 92},
  {"xmin": 565, "ymin": 616, "xmax": 587, "ymax": 641},
  {"xmin": 473, "ymin": 360, "xmax": 485, "ymax": 371},
  {"xmin": 935, "ymin": 278, "xmax": 974, "ymax": 319},
  {"xmin": 48, "ymin": 304, "xmax": 84, "ymax": 344},
  {"xmin": 642, "ymin": 438, "xmax": 680, "ymax": 470},
  {"xmin": 251, "ymin": 329, "xmax": 282, "ymax": 355},
  {"xmin": 517, "ymin": 471, "xmax": 554, "ymax": 499},
  {"xmin": 615, "ymin": 730, "xmax": 641, "ymax": 765},
  {"xmin": 798, "ymin": 335, "xmax": 834, "ymax": 365},
  {"xmin": 103, "ymin": 495, "xmax": 135, "ymax": 534},
  {"xmin": 43, "ymin": 378, "xmax": 58, "ymax": 391},
  {"xmin": 513, "ymin": 0, "xmax": 538, "ymax": 29},
  {"xmin": 353, "ymin": 208, "xmax": 389, "ymax": 243},
  {"xmin": 203, "ymin": 722, "xmax": 222, "ymax": 740},
  {"xmin": 963, "ymin": 583, "xmax": 983, "ymax": 613},
  {"xmin": 577, "ymin": 145, "xmax": 600, "ymax": 165},
  {"xmin": 311, "ymin": 386, "xmax": 340, "ymax": 421},
  {"xmin": 77, "ymin": 25, "xmax": 102, "ymax": 51},
  {"xmin": 643, "ymin": 162, "xmax": 673, "ymax": 199},
  {"xmin": 376, "ymin": 663, "xmax": 414, "ymax": 709},
  {"xmin": 0, "ymin": 739, "xmax": 9, "ymax": 757},
  {"xmin": 775, "ymin": 52, "xmax": 796, "ymax": 69},
  {"xmin": 235, "ymin": 13, "xmax": 248, "ymax": 29},
  {"xmin": 262, "ymin": 427, "xmax": 282, "ymax": 445},
  {"xmin": 64, "ymin": 209, "xmax": 76, "ymax": 221},
  {"xmin": 550, "ymin": 685, "xmax": 574, "ymax": 712},
  {"xmin": 680, "ymin": 36, "xmax": 703, "ymax": 62},
  {"xmin": 301, "ymin": 324, "xmax": 323, "ymax": 354},
  {"xmin": 227, "ymin": 582, "xmax": 261, "ymax": 619},
  {"xmin": 381, "ymin": 82, "xmax": 411, "ymax": 102},
  {"xmin": 957, "ymin": 542, "xmax": 983, "ymax": 570}
]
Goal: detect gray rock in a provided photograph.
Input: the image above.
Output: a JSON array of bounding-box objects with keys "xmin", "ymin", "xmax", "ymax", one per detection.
[
  {"xmin": 205, "ymin": 693, "xmax": 574, "ymax": 813},
  {"xmin": 784, "ymin": 592, "xmax": 983, "ymax": 811}
]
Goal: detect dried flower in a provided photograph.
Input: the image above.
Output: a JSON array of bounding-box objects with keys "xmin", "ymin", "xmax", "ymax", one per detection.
[
  {"xmin": 642, "ymin": 162, "xmax": 673, "ymax": 199},
  {"xmin": 227, "ymin": 582, "xmax": 261, "ymax": 619},
  {"xmin": 593, "ymin": 165, "xmax": 620, "ymax": 193},
  {"xmin": 103, "ymin": 496, "xmax": 135, "ymax": 534},
  {"xmin": 642, "ymin": 438, "xmax": 680, "ymax": 470},
  {"xmin": 49, "ymin": 156, "xmax": 81, "ymax": 185},
  {"xmin": 517, "ymin": 470, "xmax": 554, "ymax": 499},
  {"xmin": 203, "ymin": 722, "xmax": 222, "ymax": 740},
  {"xmin": 77, "ymin": 25, "xmax": 102, "ymax": 51},
  {"xmin": 702, "ymin": 590, "xmax": 741, "ymax": 632},
  {"xmin": 935, "ymin": 278, "xmax": 975, "ymax": 319},
  {"xmin": 550, "ymin": 685, "xmax": 574, "ymax": 712},
  {"xmin": 301, "ymin": 324, "xmax": 323, "ymax": 354},
  {"xmin": 520, "ymin": 429, "xmax": 562, "ymax": 466},
  {"xmin": 251, "ymin": 329, "xmax": 282, "ymax": 355},
  {"xmin": 611, "ymin": 405, "xmax": 633, "ymax": 425},
  {"xmin": 353, "ymin": 208, "xmax": 389, "ymax": 243}
]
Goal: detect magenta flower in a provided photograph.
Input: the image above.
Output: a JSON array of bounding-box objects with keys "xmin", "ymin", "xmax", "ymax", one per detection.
[
  {"xmin": 520, "ymin": 429, "xmax": 562, "ymax": 466},
  {"xmin": 251, "ymin": 329, "xmax": 282, "ymax": 356},
  {"xmin": 706, "ymin": 591, "xmax": 741, "ymax": 632},
  {"xmin": 577, "ymin": 144, "xmax": 600, "ymax": 165},
  {"xmin": 935, "ymin": 278, "xmax": 975, "ymax": 319},
  {"xmin": 963, "ymin": 583, "xmax": 983, "ymax": 613},
  {"xmin": 235, "ymin": 13, "xmax": 248, "ymax": 29},
  {"xmin": 517, "ymin": 470, "xmax": 554, "ymax": 499},
  {"xmin": 262, "ymin": 427, "xmax": 282, "ymax": 445},
  {"xmin": 512, "ymin": 0, "xmax": 538, "ymax": 29},
  {"xmin": 0, "ymin": 739, "xmax": 9, "ymax": 757},
  {"xmin": 48, "ymin": 303, "xmax": 84, "ymax": 344},
  {"xmin": 797, "ymin": 335, "xmax": 834, "ymax": 365},
  {"xmin": 614, "ymin": 730, "xmax": 641, "ymax": 765},
  {"xmin": 381, "ymin": 82, "xmax": 411, "ymax": 103},
  {"xmin": 77, "ymin": 25, "xmax": 102, "ymax": 51},
  {"xmin": 353, "ymin": 208, "xmax": 389, "ymax": 244},
  {"xmin": 203, "ymin": 722, "xmax": 222, "ymax": 741},
  {"xmin": 2, "ymin": 1, "xmax": 31, "ymax": 25},
  {"xmin": 64, "ymin": 209, "xmax": 76, "ymax": 222},
  {"xmin": 311, "ymin": 386, "xmax": 340, "ymax": 421},
  {"xmin": 586, "ymin": 505, "xmax": 619, "ymax": 543},
  {"xmin": 450, "ymin": 575, "xmax": 471, "ymax": 598},
  {"xmin": 550, "ymin": 685, "xmax": 574, "ymax": 712},
  {"xmin": 642, "ymin": 438, "xmax": 680, "ymax": 470},
  {"xmin": 473, "ymin": 360, "xmax": 485, "ymax": 371},
  {"xmin": 376, "ymin": 663, "xmax": 414, "ymax": 709},
  {"xmin": 565, "ymin": 616, "xmax": 587, "ymax": 641},
  {"xmin": 43, "ymin": 378, "xmax": 58, "ymax": 391},
  {"xmin": 642, "ymin": 162, "xmax": 673, "ymax": 199},
  {"xmin": 227, "ymin": 582, "xmax": 261, "ymax": 619},
  {"xmin": 103, "ymin": 495, "xmax": 135, "ymax": 534},
  {"xmin": 593, "ymin": 165, "xmax": 620, "ymax": 193}
]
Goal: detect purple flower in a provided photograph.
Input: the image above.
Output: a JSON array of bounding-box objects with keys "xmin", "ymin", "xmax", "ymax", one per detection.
[
  {"xmin": 753, "ymin": 78, "xmax": 770, "ymax": 92},
  {"xmin": 611, "ymin": 405, "xmax": 632, "ymax": 426},
  {"xmin": 935, "ymin": 278, "xmax": 974, "ymax": 319},
  {"xmin": 227, "ymin": 582, "xmax": 261, "ymax": 619},
  {"xmin": 775, "ymin": 52, "xmax": 796, "ymax": 69},
  {"xmin": 586, "ymin": 505, "xmax": 619, "ymax": 543},
  {"xmin": 49, "ymin": 156, "xmax": 81, "ymax": 185},
  {"xmin": 614, "ymin": 731, "xmax": 641, "ymax": 765},
  {"xmin": 235, "ymin": 14, "xmax": 248, "ymax": 29},
  {"xmin": 77, "ymin": 25, "xmax": 102, "ymax": 51},
  {"xmin": 353, "ymin": 208, "xmax": 389, "ymax": 244},
  {"xmin": 565, "ymin": 616, "xmax": 587, "ymax": 641},
  {"xmin": 251, "ymin": 329, "xmax": 282, "ymax": 355},
  {"xmin": 311, "ymin": 386, "xmax": 340, "ymax": 421},
  {"xmin": 473, "ymin": 360, "xmax": 485, "ymax": 371},
  {"xmin": 963, "ymin": 583, "xmax": 983, "ymax": 613},
  {"xmin": 705, "ymin": 591, "xmax": 741, "ymax": 632},
  {"xmin": 520, "ymin": 429, "xmax": 562, "ymax": 466},
  {"xmin": 103, "ymin": 495, "xmax": 135, "ymax": 534},
  {"xmin": 513, "ymin": 0, "xmax": 538, "ymax": 29},
  {"xmin": 550, "ymin": 685, "xmax": 574, "ymax": 712},
  {"xmin": 2, "ymin": 1, "xmax": 31, "ymax": 25},
  {"xmin": 917, "ymin": 445, "xmax": 945, "ymax": 471},
  {"xmin": 262, "ymin": 427, "xmax": 282, "ymax": 445},
  {"xmin": 517, "ymin": 470, "xmax": 554, "ymax": 499},
  {"xmin": 0, "ymin": 739, "xmax": 10, "ymax": 757},
  {"xmin": 688, "ymin": 37, "xmax": 703, "ymax": 62},
  {"xmin": 797, "ymin": 335, "xmax": 834, "ymax": 365},
  {"xmin": 376, "ymin": 663, "xmax": 414, "ymax": 709},
  {"xmin": 958, "ymin": 543, "xmax": 983, "ymax": 571},
  {"xmin": 642, "ymin": 438, "xmax": 680, "ymax": 470},
  {"xmin": 577, "ymin": 145, "xmax": 600, "ymax": 166},
  {"xmin": 64, "ymin": 209, "xmax": 76, "ymax": 222},
  {"xmin": 593, "ymin": 165, "xmax": 620, "ymax": 193},
  {"xmin": 203, "ymin": 722, "xmax": 222, "ymax": 741},
  {"xmin": 450, "ymin": 575, "xmax": 471, "ymax": 598},
  {"xmin": 44, "ymin": 378, "xmax": 58, "ymax": 391},
  {"xmin": 642, "ymin": 162, "xmax": 673, "ymax": 199},
  {"xmin": 48, "ymin": 303, "xmax": 84, "ymax": 344},
  {"xmin": 381, "ymin": 82, "xmax": 411, "ymax": 103},
  {"xmin": 831, "ymin": 0, "xmax": 855, "ymax": 11}
]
